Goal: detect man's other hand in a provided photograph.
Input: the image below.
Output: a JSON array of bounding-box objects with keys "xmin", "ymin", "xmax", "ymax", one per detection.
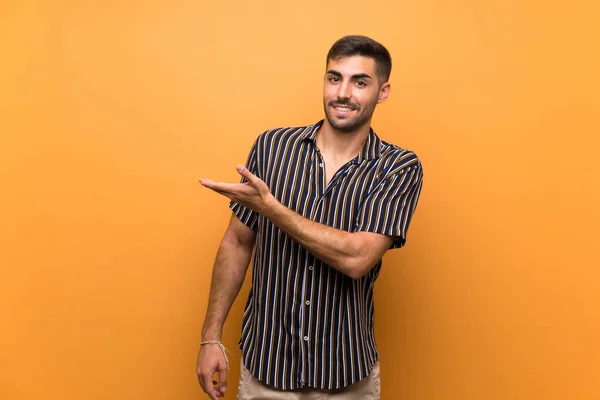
[{"xmin": 196, "ymin": 344, "xmax": 227, "ymax": 399}]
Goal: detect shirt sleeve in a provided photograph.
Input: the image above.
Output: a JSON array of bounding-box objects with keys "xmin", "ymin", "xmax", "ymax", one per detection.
[
  {"xmin": 229, "ymin": 139, "xmax": 260, "ymax": 230},
  {"xmin": 354, "ymin": 157, "xmax": 423, "ymax": 249}
]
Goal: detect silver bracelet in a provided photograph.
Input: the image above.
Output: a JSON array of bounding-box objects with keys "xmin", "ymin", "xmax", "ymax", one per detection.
[{"xmin": 200, "ymin": 341, "xmax": 233, "ymax": 370}]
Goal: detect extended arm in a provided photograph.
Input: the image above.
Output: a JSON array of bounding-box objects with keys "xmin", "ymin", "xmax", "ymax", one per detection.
[
  {"xmin": 260, "ymin": 196, "xmax": 394, "ymax": 279},
  {"xmin": 200, "ymin": 165, "xmax": 394, "ymax": 280}
]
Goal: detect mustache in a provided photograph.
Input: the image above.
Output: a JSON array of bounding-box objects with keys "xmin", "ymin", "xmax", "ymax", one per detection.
[{"xmin": 329, "ymin": 100, "xmax": 360, "ymax": 110}]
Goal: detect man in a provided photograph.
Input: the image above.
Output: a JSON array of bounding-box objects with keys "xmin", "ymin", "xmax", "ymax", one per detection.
[{"xmin": 197, "ymin": 35, "xmax": 423, "ymax": 399}]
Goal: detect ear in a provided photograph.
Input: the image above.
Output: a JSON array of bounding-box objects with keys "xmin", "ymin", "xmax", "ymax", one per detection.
[{"xmin": 377, "ymin": 82, "xmax": 391, "ymax": 104}]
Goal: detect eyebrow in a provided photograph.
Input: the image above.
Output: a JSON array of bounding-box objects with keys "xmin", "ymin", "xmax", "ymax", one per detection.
[{"xmin": 326, "ymin": 70, "xmax": 373, "ymax": 80}]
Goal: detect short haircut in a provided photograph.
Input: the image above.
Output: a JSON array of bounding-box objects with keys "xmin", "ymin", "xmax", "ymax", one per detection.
[{"xmin": 326, "ymin": 35, "xmax": 392, "ymax": 84}]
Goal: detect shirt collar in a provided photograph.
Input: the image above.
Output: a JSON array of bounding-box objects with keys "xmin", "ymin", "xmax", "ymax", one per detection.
[
  {"xmin": 300, "ymin": 120, "xmax": 323, "ymax": 142},
  {"xmin": 301, "ymin": 120, "xmax": 382, "ymax": 161}
]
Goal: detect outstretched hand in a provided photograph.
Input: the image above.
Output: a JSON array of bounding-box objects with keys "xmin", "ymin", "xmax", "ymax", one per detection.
[{"xmin": 199, "ymin": 165, "xmax": 273, "ymax": 214}]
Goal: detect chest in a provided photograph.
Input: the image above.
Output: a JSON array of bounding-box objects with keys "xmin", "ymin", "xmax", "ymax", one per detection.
[
  {"xmin": 319, "ymin": 151, "xmax": 349, "ymax": 187},
  {"xmin": 262, "ymin": 147, "xmax": 383, "ymax": 229}
]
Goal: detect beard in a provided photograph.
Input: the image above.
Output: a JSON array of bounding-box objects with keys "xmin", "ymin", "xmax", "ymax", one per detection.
[{"xmin": 323, "ymin": 98, "xmax": 377, "ymax": 133}]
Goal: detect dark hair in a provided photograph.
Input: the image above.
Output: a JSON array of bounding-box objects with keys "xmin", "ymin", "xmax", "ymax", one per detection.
[{"xmin": 326, "ymin": 35, "xmax": 392, "ymax": 84}]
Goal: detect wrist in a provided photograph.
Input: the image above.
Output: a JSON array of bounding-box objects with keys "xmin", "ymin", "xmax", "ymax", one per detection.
[
  {"xmin": 261, "ymin": 193, "xmax": 279, "ymax": 218},
  {"xmin": 201, "ymin": 328, "xmax": 222, "ymax": 342},
  {"xmin": 201, "ymin": 336, "xmax": 221, "ymax": 343}
]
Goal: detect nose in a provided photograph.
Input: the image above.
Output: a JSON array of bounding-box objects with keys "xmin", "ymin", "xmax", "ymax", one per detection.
[{"xmin": 337, "ymin": 81, "xmax": 351, "ymax": 100}]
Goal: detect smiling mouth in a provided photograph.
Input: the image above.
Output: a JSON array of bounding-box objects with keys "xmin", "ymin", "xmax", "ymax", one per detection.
[{"xmin": 332, "ymin": 104, "xmax": 357, "ymax": 112}]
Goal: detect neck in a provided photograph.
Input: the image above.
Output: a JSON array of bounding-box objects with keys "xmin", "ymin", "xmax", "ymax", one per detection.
[{"xmin": 316, "ymin": 119, "xmax": 371, "ymax": 160}]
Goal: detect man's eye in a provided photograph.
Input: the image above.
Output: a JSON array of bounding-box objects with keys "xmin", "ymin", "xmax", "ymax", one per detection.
[
  {"xmin": 328, "ymin": 77, "xmax": 339, "ymax": 82},
  {"xmin": 356, "ymin": 81, "xmax": 366, "ymax": 87}
]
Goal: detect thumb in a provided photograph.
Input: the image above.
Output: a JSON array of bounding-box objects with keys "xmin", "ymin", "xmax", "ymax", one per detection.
[{"xmin": 236, "ymin": 164, "xmax": 256, "ymax": 182}]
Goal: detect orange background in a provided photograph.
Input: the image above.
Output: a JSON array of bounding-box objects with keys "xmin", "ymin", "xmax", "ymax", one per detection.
[{"xmin": 1, "ymin": 0, "xmax": 599, "ymax": 399}]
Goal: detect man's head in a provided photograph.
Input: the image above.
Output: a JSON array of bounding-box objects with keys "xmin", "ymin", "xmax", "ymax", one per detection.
[
  {"xmin": 326, "ymin": 35, "xmax": 392, "ymax": 85},
  {"xmin": 323, "ymin": 35, "xmax": 392, "ymax": 133}
]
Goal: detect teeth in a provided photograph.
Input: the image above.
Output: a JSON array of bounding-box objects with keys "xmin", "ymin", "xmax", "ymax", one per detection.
[{"xmin": 335, "ymin": 107, "xmax": 352, "ymax": 111}]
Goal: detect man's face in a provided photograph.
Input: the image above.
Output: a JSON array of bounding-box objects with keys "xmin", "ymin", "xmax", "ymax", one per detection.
[{"xmin": 323, "ymin": 55, "xmax": 390, "ymax": 133}]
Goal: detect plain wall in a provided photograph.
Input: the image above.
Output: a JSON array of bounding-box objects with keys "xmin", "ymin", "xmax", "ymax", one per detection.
[{"xmin": 1, "ymin": 0, "xmax": 599, "ymax": 399}]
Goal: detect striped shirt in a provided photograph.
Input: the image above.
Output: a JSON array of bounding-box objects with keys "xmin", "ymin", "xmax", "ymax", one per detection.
[{"xmin": 230, "ymin": 120, "xmax": 423, "ymax": 391}]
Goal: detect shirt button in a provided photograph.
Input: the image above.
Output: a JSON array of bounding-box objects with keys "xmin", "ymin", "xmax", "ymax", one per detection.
[
  {"xmin": 304, "ymin": 336, "xmax": 309, "ymax": 341},
  {"xmin": 305, "ymin": 300, "xmax": 310, "ymax": 306},
  {"xmin": 308, "ymin": 265, "xmax": 314, "ymax": 271},
  {"xmin": 319, "ymin": 163, "xmax": 323, "ymax": 167}
]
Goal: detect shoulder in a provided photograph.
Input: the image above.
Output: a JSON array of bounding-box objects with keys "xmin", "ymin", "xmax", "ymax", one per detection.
[
  {"xmin": 378, "ymin": 140, "xmax": 423, "ymax": 178},
  {"xmin": 255, "ymin": 124, "xmax": 314, "ymax": 143},
  {"xmin": 250, "ymin": 124, "xmax": 316, "ymax": 159}
]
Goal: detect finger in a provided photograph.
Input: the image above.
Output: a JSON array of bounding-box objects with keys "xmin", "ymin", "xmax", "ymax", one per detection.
[
  {"xmin": 200, "ymin": 180, "xmax": 240, "ymax": 194},
  {"xmin": 205, "ymin": 185, "xmax": 249, "ymax": 203},
  {"xmin": 204, "ymin": 186, "xmax": 229, "ymax": 196},
  {"xmin": 202, "ymin": 373, "xmax": 219, "ymax": 400},
  {"xmin": 212, "ymin": 380, "xmax": 224, "ymax": 398},
  {"xmin": 199, "ymin": 179, "xmax": 225, "ymax": 190},
  {"xmin": 197, "ymin": 372, "xmax": 205, "ymax": 392},
  {"xmin": 200, "ymin": 183, "xmax": 234, "ymax": 199},
  {"xmin": 236, "ymin": 164, "xmax": 258, "ymax": 183},
  {"xmin": 196, "ymin": 365, "xmax": 206, "ymax": 391},
  {"xmin": 217, "ymin": 360, "xmax": 228, "ymax": 395},
  {"xmin": 212, "ymin": 188, "xmax": 238, "ymax": 202},
  {"xmin": 199, "ymin": 179, "xmax": 235, "ymax": 190}
]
